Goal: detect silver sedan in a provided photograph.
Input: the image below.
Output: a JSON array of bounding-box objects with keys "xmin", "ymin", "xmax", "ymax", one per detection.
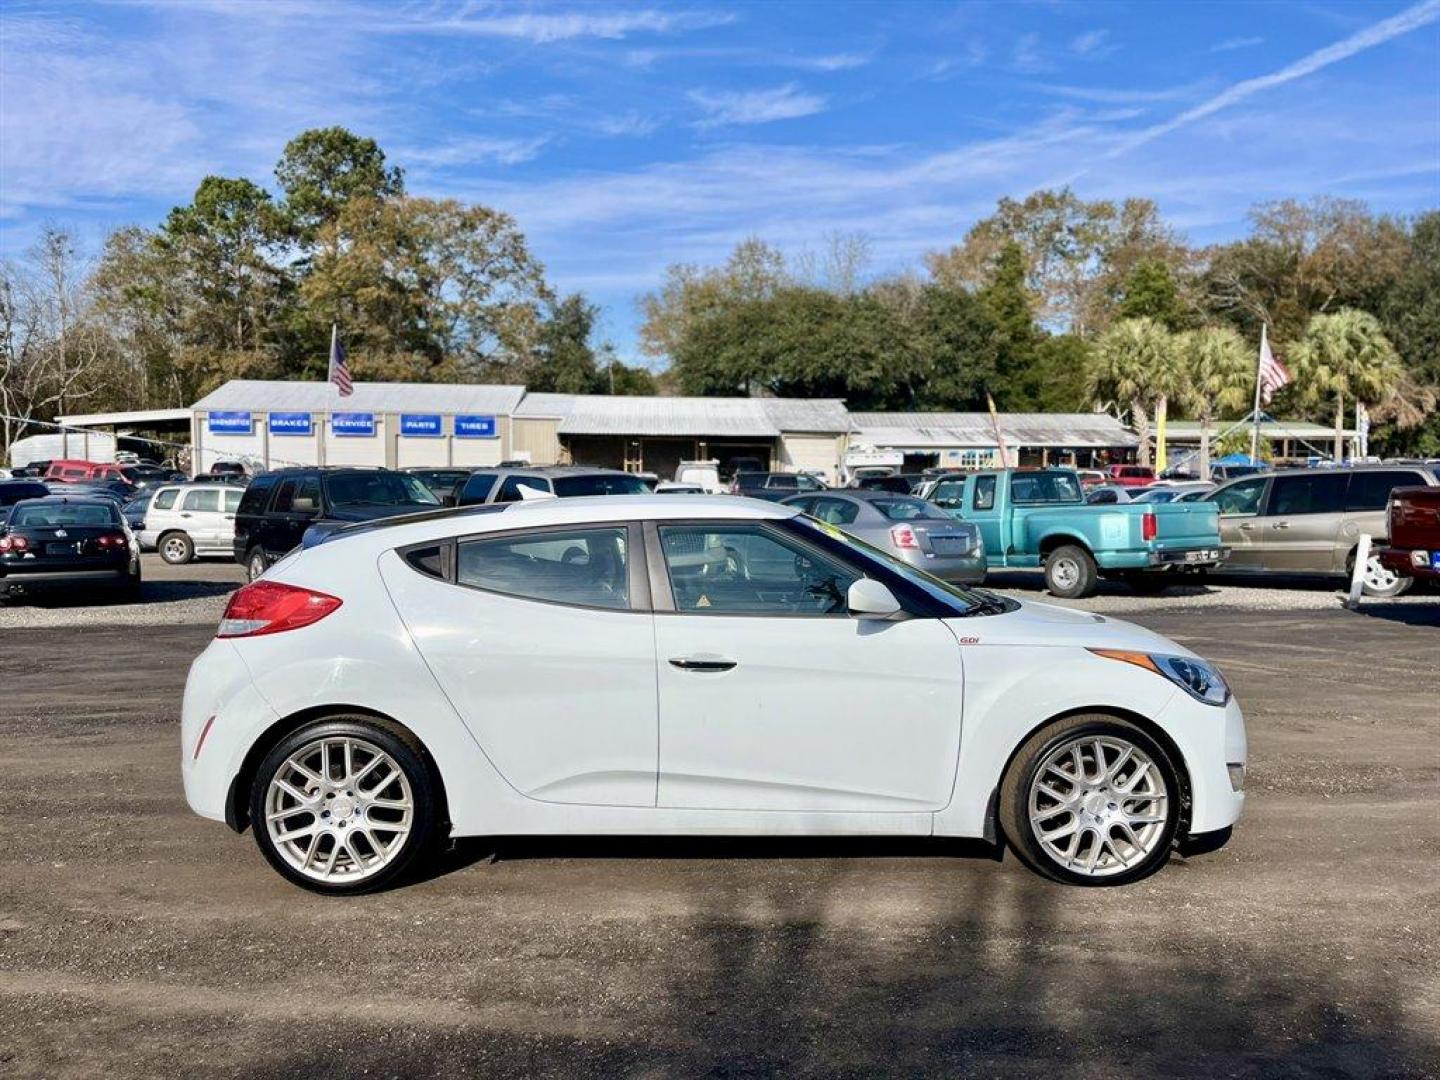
[{"xmin": 781, "ymin": 489, "xmax": 986, "ymax": 584}]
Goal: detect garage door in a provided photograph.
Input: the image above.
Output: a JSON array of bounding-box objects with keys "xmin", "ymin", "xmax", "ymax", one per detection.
[{"xmin": 780, "ymin": 434, "xmax": 840, "ymax": 482}]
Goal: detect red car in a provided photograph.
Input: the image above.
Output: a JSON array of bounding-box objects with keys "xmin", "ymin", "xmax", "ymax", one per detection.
[
  {"xmin": 1107, "ymin": 464, "xmax": 1156, "ymax": 488},
  {"xmin": 43, "ymin": 460, "xmax": 132, "ymax": 484},
  {"xmin": 1378, "ymin": 486, "xmax": 1440, "ymax": 584}
]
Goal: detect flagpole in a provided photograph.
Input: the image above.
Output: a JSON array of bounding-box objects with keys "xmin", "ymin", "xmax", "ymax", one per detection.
[{"xmin": 1249, "ymin": 324, "xmax": 1267, "ymax": 463}]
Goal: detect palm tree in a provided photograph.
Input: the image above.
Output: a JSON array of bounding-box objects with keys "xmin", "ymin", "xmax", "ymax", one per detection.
[
  {"xmin": 1174, "ymin": 326, "xmax": 1252, "ymax": 480},
  {"xmin": 1091, "ymin": 317, "xmax": 1180, "ymax": 466},
  {"xmin": 1288, "ymin": 309, "xmax": 1403, "ymax": 461}
]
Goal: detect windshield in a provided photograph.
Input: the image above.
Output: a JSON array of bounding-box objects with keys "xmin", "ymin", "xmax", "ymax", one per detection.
[
  {"xmin": 11, "ymin": 503, "xmax": 119, "ymax": 527},
  {"xmin": 787, "ymin": 515, "xmax": 1003, "ymax": 617},
  {"xmin": 1011, "ymin": 472, "xmax": 1084, "ymax": 505},
  {"xmin": 410, "ymin": 470, "xmax": 469, "ymax": 496},
  {"xmin": 870, "ymin": 497, "xmax": 942, "ymax": 521},
  {"xmin": 553, "ymin": 474, "xmax": 651, "ymax": 497},
  {"xmin": 324, "ymin": 472, "xmax": 441, "ymax": 507}
]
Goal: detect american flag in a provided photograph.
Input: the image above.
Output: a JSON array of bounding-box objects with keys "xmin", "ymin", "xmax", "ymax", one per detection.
[
  {"xmin": 1257, "ymin": 323, "xmax": 1290, "ymax": 405},
  {"xmin": 328, "ymin": 323, "xmax": 353, "ymax": 397}
]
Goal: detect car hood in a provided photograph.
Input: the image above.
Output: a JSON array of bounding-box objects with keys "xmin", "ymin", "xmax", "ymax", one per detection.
[
  {"xmin": 945, "ymin": 597, "xmax": 1190, "ymax": 656},
  {"xmin": 322, "ymin": 503, "xmax": 436, "ymax": 523}
]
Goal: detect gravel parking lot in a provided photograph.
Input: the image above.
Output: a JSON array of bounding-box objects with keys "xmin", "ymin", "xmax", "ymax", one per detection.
[{"xmin": 1, "ymin": 557, "xmax": 1436, "ymax": 1077}]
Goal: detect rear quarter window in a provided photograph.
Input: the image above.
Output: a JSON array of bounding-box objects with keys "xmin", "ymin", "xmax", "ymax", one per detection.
[
  {"xmin": 237, "ymin": 475, "xmax": 277, "ymax": 515},
  {"xmin": 1346, "ymin": 471, "xmax": 1427, "ymax": 511}
]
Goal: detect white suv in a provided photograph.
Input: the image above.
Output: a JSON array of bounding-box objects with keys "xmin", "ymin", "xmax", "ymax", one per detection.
[{"xmin": 140, "ymin": 483, "xmax": 244, "ymax": 564}]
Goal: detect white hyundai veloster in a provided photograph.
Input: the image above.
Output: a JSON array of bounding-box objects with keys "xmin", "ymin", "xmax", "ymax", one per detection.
[{"xmin": 182, "ymin": 495, "xmax": 1246, "ymax": 894}]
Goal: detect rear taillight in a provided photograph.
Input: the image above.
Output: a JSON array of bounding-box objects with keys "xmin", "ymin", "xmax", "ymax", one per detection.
[
  {"xmin": 891, "ymin": 524, "xmax": 920, "ymax": 549},
  {"xmin": 98, "ymin": 534, "xmax": 127, "ymax": 549},
  {"xmin": 1141, "ymin": 511, "xmax": 1157, "ymax": 542},
  {"xmin": 217, "ymin": 580, "xmax": 342, "ymax": 638},
  {"xmin": 0, "ymin": 535, "xmax": 27, "ymax": 553}
]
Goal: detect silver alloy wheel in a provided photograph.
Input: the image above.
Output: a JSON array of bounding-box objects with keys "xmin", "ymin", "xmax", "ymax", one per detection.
[
  {"xmin": 248, "ymin": 552, "xmax": 267, "ymax": 581},
  {"xmin": 1050, "ymin": 556, "xmax": 1080, "ymax": 591},
  {"xmin": 1362, "ymin": 554, "xmax": 1401, "ymax": 595},
  {"xmin": 264, "ymin": 736, "xmax": 414, "ymax": 884},
  {"xmin": 1028, "ymin": 734, "xmax": 1169, "ymax": 878},
  {"xmin": 161, "ymin": 535, "xmax": 190, "ymax": 563}
]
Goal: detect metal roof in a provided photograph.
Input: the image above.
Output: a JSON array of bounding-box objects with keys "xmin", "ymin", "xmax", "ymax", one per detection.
[
  {"xmin": 55, "ymin": 408, "xmax": 192, "ymax": 428},
  {"xmin": 852, "ymin": 412, "xmax": 1138, "ymax": 449},
  {"xmin": 515, "ymin": 394, "xmax": 850, "ymax": 437},
  {"xmin": 1164, "ymin": 420, "xmax": 1358, "ymax": 439},
  {"xmin": 191, "ymin": 380, "xmax": 527, "ymax": 415}
]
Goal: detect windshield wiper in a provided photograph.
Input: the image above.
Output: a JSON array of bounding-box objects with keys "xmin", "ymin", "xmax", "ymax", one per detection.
[{"xmin": 962, "ymin": 590, "xmax": 1011, "ymax": 616}]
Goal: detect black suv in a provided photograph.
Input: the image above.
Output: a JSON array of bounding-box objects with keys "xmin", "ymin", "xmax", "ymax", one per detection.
[
  {"xmin": 455, "ymin": 466, "xmax": 651, "ymax": 506},
  {"xmin": 233, "ymin": 468, "xmax": 441, "ymax": 580}
]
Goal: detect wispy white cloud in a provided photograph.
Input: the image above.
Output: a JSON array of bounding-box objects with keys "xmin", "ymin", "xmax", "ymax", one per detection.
[
  {"xmin": 1034, "ymin": 82, "xmax": 1204, "ymax": 105},
  {"xmin": 593, "ymin": 110, "xmax": 662, "ymax": 137},
  {"xmin": 379, "ymin": 6, "xmax": 735, "ymax": 42},
  {"xmin": 1211, "ymin": 35, "xmax": 1265, "ymax": 53},
  {"xmin": 787, "ymin": 52, "xmax": 872, "ymax": 72},
  {"xmin": 1011, "ymin": 32, "xmax": 1048, "ymax": 74},
  {"xmin": 1099, "ymin": 0, "xmax": 1440, "ymax": 162},
  {"xmin": 688, "ymin": 83, "xmax": 827, "ymax": 128},
  {"xmin": 397, "ymin": 136, "xmax": 550, "ymax": 168},
  {"xmin": 1070, "ymin": 29, "xmax": 1114, "ymax": 57},
  {"xmin": 920, "ymin": 41, "xmax": 988, "ymax": 81}
]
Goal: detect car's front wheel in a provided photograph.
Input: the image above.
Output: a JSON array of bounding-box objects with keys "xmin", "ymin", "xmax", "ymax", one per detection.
[
  {"xmin": 159, "ymin": 531, "xmax": 194, "ymax": 565},
  {"xmin": 249, "ymin": 718, "xmax": 442, "ymax": 895},
  {"xmin": 999, "ymin": 714, "xmax": 1181, "ymax": 886}
]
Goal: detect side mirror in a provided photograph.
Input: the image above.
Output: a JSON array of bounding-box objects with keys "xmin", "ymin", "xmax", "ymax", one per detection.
[{"xmin": 847, "ymin": 578, "xmax": 902, "ymax": 619}]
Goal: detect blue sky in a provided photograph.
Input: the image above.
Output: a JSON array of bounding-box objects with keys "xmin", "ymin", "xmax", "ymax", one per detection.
[{"xmin": 2, "ymin": 0, "xmax": 1438, "ymax": 361}]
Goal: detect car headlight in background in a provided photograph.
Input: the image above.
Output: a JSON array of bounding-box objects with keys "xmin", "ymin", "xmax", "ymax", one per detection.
[{"xmin": 1088, "ymin": 648, "xmax": 1231, "ymax": 706}]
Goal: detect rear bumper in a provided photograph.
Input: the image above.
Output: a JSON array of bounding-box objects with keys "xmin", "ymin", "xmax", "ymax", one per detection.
[
  {"xmin": 1147, "ymin": 545, "xmax": 1228, "ymax": 569},
  {"xmin": 898, "ymin": 551, "xmax": 987, "ymax": 583},
  {"xmin": 1, "ymin": 567, "xmax": 132, "ymax": 592},
  {"xmin": 1379, "ymin": 546, "xmax": 1438, "ymax": 580}
]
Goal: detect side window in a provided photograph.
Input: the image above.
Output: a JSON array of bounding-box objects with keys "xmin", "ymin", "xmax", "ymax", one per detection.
[
  {"xmin": 973, "ymin": 475, "xmax": 996, "ymax": 511},
  {"xmin": 1269, "ymin": 473, "xmax": 1348, "ymax": 516},
  {"xmin": 787, "ymin": 496, "xmax": 816, "ymax": 515},
  {"xmin": 460, "ymin": 473, "xmax": 498, "ymax": 503},
  {"xmin": 182, "ymin": 489, "xmax": 220, "ymax": 512},
  {"xmin": 271, "ymin": 479, "xmax": 298, "ymax": 514},
  {"xmin": 292, "ymin": 476, "xmax": 322, "ymax": 515},
  {"xmin": 496, "ymin": 475, "xmax": 550, "ymax": 503},
  {"xmin": 1346, "ymin": 471, "xmax": 1426, "ymax": 512},
  {"xmin": 659, "ymin": 525, "xmax": 859, "ymax": 615},
  {"xmin": 931, "ymin": 480, "xmax": 965, "ymax": 510},
  {"xmin": 796, "ymin": 475, "xmax": 822, "ymax": 491},
  {"xmin": 152, "ymin": 488, "xmax": 179, "ymax": 511},
  {"xmin": 224, "ymin": 489, "xmax": 243, "ymax": 513},
  {"xmin": 237, "ymin": 474, "xmax": 276, "ymax": 516},
  {"xmin": 810, "ymin": 497, "xmax": 858, "ymax": 526},
  {"xmin": 766, "ymin": 475, "xmax": 799, "ymax": 490},
  {"xmin": 457, "ymin": 527, "xmax": 629, "ymax": 610},
  {"xmin": 1089, "ymin": 489, "xmax": 1118, "ymax": 505},
  {"xmin": 1211, "ymin": 478, "xmax": 1267, "ymax": 516}
]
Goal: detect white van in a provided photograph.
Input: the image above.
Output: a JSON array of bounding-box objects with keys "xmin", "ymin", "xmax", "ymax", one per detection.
[
  {"xmin": 674, "ymin": 460, "xmax": 726, "ymax": 494},
  {"xmin": 139, "ymin": 484, "xmax": 244, "ymax": 564}
]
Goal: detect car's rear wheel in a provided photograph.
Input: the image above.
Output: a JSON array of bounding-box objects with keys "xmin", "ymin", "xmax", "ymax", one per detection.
[
  {"xmin": 1044, "ymin": 545, "xmax": 1098, "ymax": 599},
  {"xmin": 1354, "ymin": 550, "xmax": 1412, "ymax": 598},
  {"xmin": 245, "ymin": 547, "xmax": 269, "ymax": 581},
  {"xmin": 249, "ymin": 718, "xmax": 441, "ymax": 895},
  {"xmin": 1000, "ymin": 714, "xmax": 1181, "ymax": 886},
  {"xmin": 159, "ymin": 531, "xmax": 194, "ymax": 565}
]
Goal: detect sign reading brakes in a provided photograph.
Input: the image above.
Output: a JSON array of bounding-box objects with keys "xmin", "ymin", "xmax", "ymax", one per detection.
[
  {"xmin": 268, "ymin": 412, "xmax": 312, "ymax": 436},
  {"xmin": 455, "ymin": 414, "xmax": 497, "ymax": 438},
  {"xmin": 331, "ymin": 412, "xmax": 376, "ymax": 437}
]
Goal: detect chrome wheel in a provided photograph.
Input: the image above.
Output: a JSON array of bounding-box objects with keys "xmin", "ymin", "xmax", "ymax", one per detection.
[
  {"xmin": 1028, "ymin": 734, "xmax": 1169, "ymax": 878},
  {"xmin": 161, "ymin": 534, "xmax": 191, "ymax": 564},
  {"xmin": 1050, "ymin": 557, "xmax": 1080, "ymax": 591},
  {"xmin": 1361, "ymin": 554, "xmax": 1405, "ymax": 596},
  {"xmin": 247, "ymin": 551, "xmax": 267, "ymax": 581},
  {"xmin": 264, "ymin": 736, "xmax": 414, "ymax": 884}
]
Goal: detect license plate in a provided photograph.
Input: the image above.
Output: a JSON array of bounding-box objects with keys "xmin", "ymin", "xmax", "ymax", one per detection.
[
  {"xmin": 46, "ymin": 542, "xmax": 77, "ymax": 555},
  {"xmin": 1184, "ymin": 549, "xmax": 1217, "ymax": 563},
  {"xmin": 1431, "ymin": 552, "xmax": 1440, "ymax": 571},
  {"xmin": 931, "ymin": 536, "xmax": 972, "ymax": 556}
]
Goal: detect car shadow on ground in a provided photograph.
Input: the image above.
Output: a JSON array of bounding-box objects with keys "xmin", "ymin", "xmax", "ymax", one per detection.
[{"xmin": 1348, "ymin": 599, "xmax": 1440, "ymax": 627}]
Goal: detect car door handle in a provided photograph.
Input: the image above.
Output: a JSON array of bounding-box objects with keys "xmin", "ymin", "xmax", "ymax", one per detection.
[
  {"xmin": 1238, "ymin": 522, "xmax": 1255, "ymax": 531},
  {"xmin": 1272, "ymin": 521, "xmax": 1290, "ymax": 530},
  {"xmin": 669, "ymin": 657, "xmax": 737, "ymax": 673}
]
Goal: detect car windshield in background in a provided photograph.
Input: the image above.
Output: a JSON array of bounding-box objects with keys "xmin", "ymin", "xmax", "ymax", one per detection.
[
  {"xmin": 11, "ymin": 503, "xmax": 118, "ymax": 527},
  {"xmin": 788, "ymin": 515, "xmax": 991, "ymax": 616},
  {"xmin": 870, "ymin": 498, "xmax": 940, "ymax": 521},
  {"xmin": 553, "ymin": 474, "xmax": 651, "ymax": 497},
  {"xmin": 325, "ymin": 472, "xmax": 440, "ymax": 507},
  {"xmin": 1011, "ymin": 472, "xmax": 1083, "ymax": 505}
]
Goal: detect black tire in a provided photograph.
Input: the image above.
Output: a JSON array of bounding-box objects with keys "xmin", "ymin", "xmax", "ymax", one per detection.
[
  {"xmin": 159, "ymin": 531, "xmax": 194, "ymax": 565},
  {"xmin": 117, "ymin": 570, "xmax": 142, "ymax": 602},
  {"xmin": 1349, "ymin": 550, "xmax": 1413, "ymax": 599},
  {"xmin": 245, "ymin": 547, "xmax": 269, "ymax": 582},
  {"xmin": 249, "ymin": 716, "xmax": 442, "ymax": 896},
  {"xmin": 999, "ymin": 713, "xmax": 1183, "ymax": 887},
  {"xmin": 1044, "ymin": 544, "xmax": 1098, "ymax": 599}
]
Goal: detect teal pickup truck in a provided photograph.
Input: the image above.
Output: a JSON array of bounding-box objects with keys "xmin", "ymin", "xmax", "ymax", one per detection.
[{"xmin": 924, "ymin": 468, "xmax": 1227, "ymax": 598}]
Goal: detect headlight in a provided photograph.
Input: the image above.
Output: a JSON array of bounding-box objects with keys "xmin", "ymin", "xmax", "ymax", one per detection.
[{"xmin": 1088, "ymin": 648, "xmax": 1231, "ymax": 706}]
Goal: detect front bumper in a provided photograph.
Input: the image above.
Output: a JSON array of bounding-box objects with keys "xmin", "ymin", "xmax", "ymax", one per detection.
[{"xmin": 1158, "ymin": 690, "xmax": 1247, "ymax": 837}]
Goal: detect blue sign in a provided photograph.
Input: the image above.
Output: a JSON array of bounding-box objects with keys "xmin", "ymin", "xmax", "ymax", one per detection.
[
  {"xmin": 268, "ymin": 412, "xmax": 312, "ymax": 436},
  {"xmin": 331, "ymin": 412, "xmax": 376, "ymax": 437},
  {"xmin": 400, "ymin": 413, "xmax": 443, "ymax": 437},
  {"xmin": 455, "ymin": 414, "xmax": 497, "ymax": 439},
  {"xmin": 208, "ymin": 411, "xmax": 252, "ymax": 435}
]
